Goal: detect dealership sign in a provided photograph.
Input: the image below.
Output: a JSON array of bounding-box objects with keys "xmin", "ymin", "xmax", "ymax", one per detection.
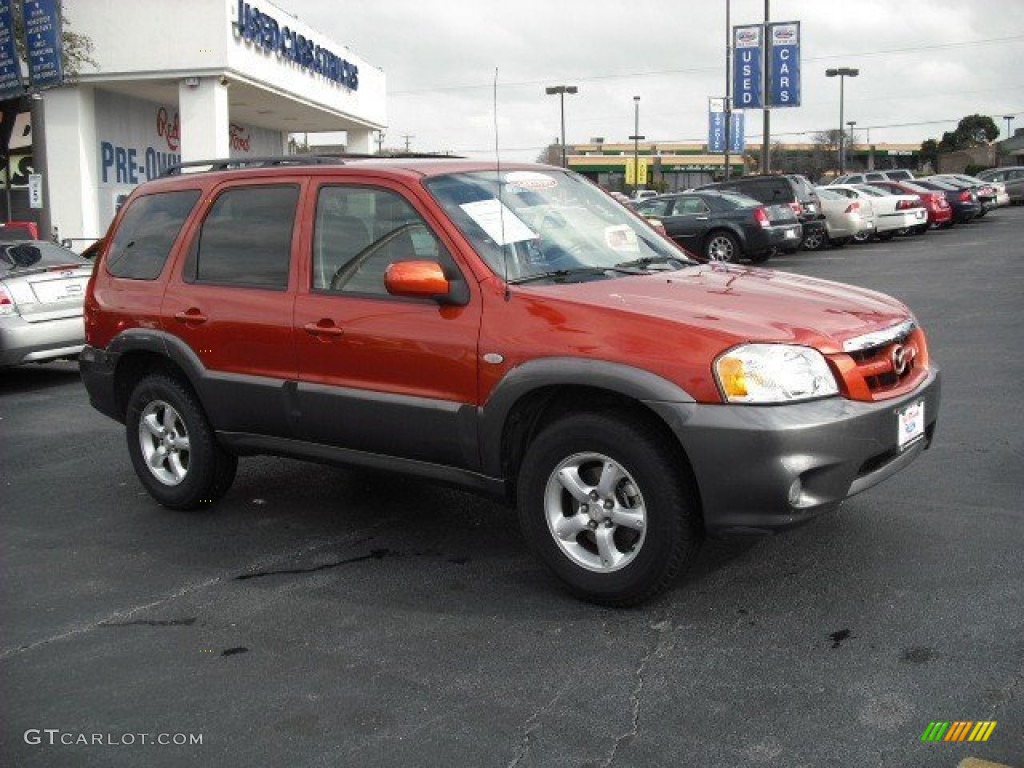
[
  {"xmin": 708, "ymin": 98, "xmax": 726, "ymax": 153},
  {"xmin": 733, "ymin": 20, "xmax": 802, "ymax": 109},
  {"xmin": 234, "ymin": 0, "xmax": 359, "ymax": 90},
  {"xmin": 0, "ymin": 1, "xmax": 25, "ymax": 100},
  {"xmin": 708, "ymin": 100, "xmax": 745, "ymax": 155},
  {"xmin": 768, "ymin": 22, "xmax": 801, "ymax": 107},
  {"xmin": 22, "ymin": 0, "xmax": 63, "ymax": 90}
]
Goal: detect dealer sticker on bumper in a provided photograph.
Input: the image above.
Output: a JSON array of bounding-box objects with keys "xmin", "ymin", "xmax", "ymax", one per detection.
[{"xmin": 898, "ymin": 400, "xmax": 925, "ymax": 450}]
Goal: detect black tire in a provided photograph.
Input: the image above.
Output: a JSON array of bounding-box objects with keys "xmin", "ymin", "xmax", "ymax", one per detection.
[
  {"xmin": 703, "ymin": 230, "xmax": 740, "ymax": 263},
  {"xmin": 801, "ymin": 227, "xmax": 826, "ymax": 251},
  {"xmin": 517, "ymin": 411, "xmax": 702, "ymax": 606},
  {"xmin": 852, "ymin": 230, "xmax": 874, "ymax": 243},
  {"xmin": 125, "ymin": 374, "xmax": 237, "ymax": 510},
  {"xmin": 828, "ymin": 237, "xmax": 850, "ymax": 248}
]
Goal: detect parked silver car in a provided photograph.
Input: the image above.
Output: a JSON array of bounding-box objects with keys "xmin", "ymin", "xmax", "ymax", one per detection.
[
  {"xmin": 976, "ymin": 166, "xmax": 1024, "ymax": 205},
  {"xmin": 0, "ymin": 241, "xmax": 93, "ymax": 367},
  {"xmin": 815, "ymin": 187, "xmax": 876, "ymax": 246}
]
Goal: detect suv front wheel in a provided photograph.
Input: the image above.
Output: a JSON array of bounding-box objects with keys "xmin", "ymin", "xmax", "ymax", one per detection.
[
  {"xmin": 517, "ymin": 412, "xmax": 701, "ymax": 606},
  {"xmin": 126, "ymin": 374, "xmax": 238, "ymax": 510}
]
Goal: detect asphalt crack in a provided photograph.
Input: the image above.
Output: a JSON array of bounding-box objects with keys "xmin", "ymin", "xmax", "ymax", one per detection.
[
  {"xmin": 599, "ymin": 617, "xmax": 674, "ymax": 768},
  {"xmin": 507, "ymin": 680, "xmax": 572, "ymax": 768},
  {"xmin": 99, "ymin": 617, "xmax": 197, "ymax": 627},
  {"xmin": 235, "ymin": 548, "xmax": 393, "ymax": 580}
]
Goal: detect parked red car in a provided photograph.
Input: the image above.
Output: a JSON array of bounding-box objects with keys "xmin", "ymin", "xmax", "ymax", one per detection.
[{"xmin": 869, "ymin": 180, "xmax": 952, "ymax": 229}]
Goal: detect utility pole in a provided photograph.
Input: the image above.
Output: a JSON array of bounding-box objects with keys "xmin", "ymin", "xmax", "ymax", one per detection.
[
  {"xmin": 724, "ymin": 0, "xmax": 732, "ymax": 180},
  {"xmin": 375, "ymin": 131, "xmax": 385, "ymax": 154},
  {"xmin": 762, "ymin": 0, "xmax": 771, "ymax": 174},
  {"xmin": 401, "ymin": 134, "xmax": 414, "ymax": 152}
]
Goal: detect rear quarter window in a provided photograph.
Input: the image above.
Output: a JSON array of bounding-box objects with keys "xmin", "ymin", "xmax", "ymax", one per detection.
[{"xmin": 105, "ymin": 190, "xmax": 201, "ymax": 280}]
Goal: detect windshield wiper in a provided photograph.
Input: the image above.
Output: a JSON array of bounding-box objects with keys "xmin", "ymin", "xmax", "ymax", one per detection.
[
  {"xmin": 614, "ymin": 255, "xmax": 693, "ymax": 270},
  {"xmin": 507, "ymin": 266, "xmax": 642, "ymax": 285}
]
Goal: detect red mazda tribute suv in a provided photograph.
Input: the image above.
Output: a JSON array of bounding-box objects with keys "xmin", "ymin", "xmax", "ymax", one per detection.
[{"xmin": 81, "ymin": 158, "xmax": 940, "ymax": 605}]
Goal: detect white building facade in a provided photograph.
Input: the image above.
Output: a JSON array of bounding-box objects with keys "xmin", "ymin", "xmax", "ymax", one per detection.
[{"xmin": 42, "ymin": 0, "xmax": 385, "ymax": 244}]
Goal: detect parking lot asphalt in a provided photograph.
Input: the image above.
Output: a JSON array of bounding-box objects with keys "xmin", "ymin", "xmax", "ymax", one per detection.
[{"xmin": 2, "ymin": 207, "xmax": 1022, "ymax": 768}]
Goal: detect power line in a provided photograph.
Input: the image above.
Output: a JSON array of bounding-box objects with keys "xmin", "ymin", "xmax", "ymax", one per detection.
[{"xmin": 390, "ymin": 34, "xmax": 1024, "ymax": 95}]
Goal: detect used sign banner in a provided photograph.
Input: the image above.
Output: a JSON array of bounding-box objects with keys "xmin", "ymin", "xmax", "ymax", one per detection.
[{"xmin": 732, "ymin": 25, "xmax": 763, "ymax": 110}]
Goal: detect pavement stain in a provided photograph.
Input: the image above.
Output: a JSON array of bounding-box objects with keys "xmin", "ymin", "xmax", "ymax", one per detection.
[
  {"xmin": 900, "ymin": 646, "xmax": 938, "ymax": 664},
  {"xmin": 221, "ymin": 646, "xmax": 249, "ymax": 657},
  {"xmin": 829, "ymin": 628, "xmax": 853, "ymax": 649},
  {"xmin": 234, "ymin": 547, "xmax": 460, "ymax": 581}
]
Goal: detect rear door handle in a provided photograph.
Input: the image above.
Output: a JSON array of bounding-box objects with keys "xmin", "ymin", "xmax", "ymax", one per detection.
[
  {"xmin": 304, "ymin": 320, "xmax": 345, "ymax": 337},
  {"xmin": 174, "ymin": 308, "xmax": 208, "ymax": 324}
]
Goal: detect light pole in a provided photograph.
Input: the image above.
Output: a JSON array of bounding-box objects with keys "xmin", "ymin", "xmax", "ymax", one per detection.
[
  {"xmin": 545, "ymin": 85, "xmax": 578, "ymax": 168},
  {"xmin": 826, "ymin": 67, "xmax": 859, "ymax": 174},
  {"xmin": 629, "ymin": 96, "xmax": 645, "ymax": 196},
  {"xmin": 846, "ymin": 120, "xmax": 857, "ymax": 171}
]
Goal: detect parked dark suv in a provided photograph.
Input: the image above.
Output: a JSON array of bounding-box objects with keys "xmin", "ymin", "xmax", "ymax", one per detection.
[
  {"xmin": 81, "ymin": 157, "xmax": 940, "ymax": 606},
  {"xmin": 698, "ymin": 174, "xmax": 829, "ymax": 251}
]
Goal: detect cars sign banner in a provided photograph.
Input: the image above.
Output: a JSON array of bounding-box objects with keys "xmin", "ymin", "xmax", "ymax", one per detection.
[
  {"xmin": 732, "ymin": 25, "xmax": 762, "ymax": 110},
  {"xmin": 768, "ymin": 22, "xmax": 801, "ymax": 107}
]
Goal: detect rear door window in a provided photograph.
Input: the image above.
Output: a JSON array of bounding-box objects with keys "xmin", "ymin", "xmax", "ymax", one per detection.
[
  {"xmin": 106, "ymin": 190, "xmax": 200, "ymax": 280},
  {"xmin": 184, "ymin": 185, "xmax": 299, "ymax": 289}
]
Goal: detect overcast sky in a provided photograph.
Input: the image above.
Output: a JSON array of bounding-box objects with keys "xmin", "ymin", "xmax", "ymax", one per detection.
[{"xmin": 292, "ymin": 0, "xmax": 1023, "ymax": 161}]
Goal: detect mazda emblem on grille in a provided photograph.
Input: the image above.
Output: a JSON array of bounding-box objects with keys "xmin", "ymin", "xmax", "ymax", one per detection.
[{"xmin": 891, "ymin": 344, "xmax": 909, "ymax": 375}]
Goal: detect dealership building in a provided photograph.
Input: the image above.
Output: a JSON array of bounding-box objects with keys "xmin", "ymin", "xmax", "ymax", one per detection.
[{"xmin": 26, "ymin": 0, "xmax": 384, "ymax": 246}]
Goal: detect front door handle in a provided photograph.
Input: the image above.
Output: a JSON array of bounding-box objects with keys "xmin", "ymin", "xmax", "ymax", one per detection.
[
  {"xmin": 304, "ymin": 320, "xmax": 345, "ymax": 337},
  {"xmin": 174, "ymin": 308, "xmax": 208, "ymax": 324}
]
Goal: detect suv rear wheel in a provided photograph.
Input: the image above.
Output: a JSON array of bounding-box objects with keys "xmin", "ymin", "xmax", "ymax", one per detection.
[
  {"xmin": 517, "ymin": 412, "xmax": 701, "ymax": 606},
  {"xmin": 126, "ymin": 374, "xmax": 237, "ymax": 510}
]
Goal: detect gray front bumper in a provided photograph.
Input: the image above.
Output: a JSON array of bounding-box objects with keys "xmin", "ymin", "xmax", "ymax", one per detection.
[{"xmin": 648, "ymin": 368, "xmax": 941, "ymax": 535}]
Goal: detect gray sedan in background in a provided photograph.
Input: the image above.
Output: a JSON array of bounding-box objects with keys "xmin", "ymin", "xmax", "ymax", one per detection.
[{"xmin": 0, "ymin": 241, "xmax": 93, "ymax": 367}]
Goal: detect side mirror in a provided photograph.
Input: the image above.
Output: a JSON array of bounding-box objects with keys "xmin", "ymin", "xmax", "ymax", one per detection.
[{"xmin": 385, "ymin": 260, "xmax": 452, "ymax": 301}]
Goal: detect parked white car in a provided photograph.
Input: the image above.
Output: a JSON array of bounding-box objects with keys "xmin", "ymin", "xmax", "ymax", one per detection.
[
  {"xmin": 814, "ymin": 187, "xmax": 875, "ymax": 246},
  {"xmin": 932, "ymin": 173, "xmax": 1010, "ymax": 209},
  {"xmin": 827, "ymin": 184, "xmax": 928, "ymax": 240}
]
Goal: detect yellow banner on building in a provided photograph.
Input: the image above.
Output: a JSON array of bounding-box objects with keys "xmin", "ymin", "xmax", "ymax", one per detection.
[{"xmin": 625, "ymin": 158, "xmax": 649, "ymax": 186}]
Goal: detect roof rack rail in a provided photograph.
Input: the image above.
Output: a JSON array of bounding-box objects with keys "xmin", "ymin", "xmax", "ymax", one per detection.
[
  {"xmin": 160, "ymin": 155, "xmax": 350, "ymax": 177},
  {"xmin": 160, "ymin": 152, "xmax": 467, "ymax": 178}
]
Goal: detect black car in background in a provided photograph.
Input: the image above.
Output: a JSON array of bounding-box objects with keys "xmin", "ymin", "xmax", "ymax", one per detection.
[
  {"xmin": 696, "ymin": 174, "xmax": 828, "ymax": 251},
  {"xmin": 635, "ymin": 190, "xmax": 802, "ymax": 263},
  {"xmin": 911, "ymin": 177, "xmax": 982, "ymax": 225}
]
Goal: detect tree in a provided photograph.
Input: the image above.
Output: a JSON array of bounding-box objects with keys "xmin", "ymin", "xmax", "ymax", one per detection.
[
  {"xmin": 919, "ymin": 138, "xmax": 940, "ymax": 170},
  {"xmin": 950, "ymin": 114, "xmax": 999, "ymax": 147}
]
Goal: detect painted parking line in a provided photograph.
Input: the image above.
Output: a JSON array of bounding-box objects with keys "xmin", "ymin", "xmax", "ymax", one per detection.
[{"xmin": 957, "ymin": 758, "xmax": 1018, "ymax": 768}]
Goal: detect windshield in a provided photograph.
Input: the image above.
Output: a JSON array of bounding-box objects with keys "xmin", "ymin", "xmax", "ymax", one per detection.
[{"xmin": 424, "ymin": 169, "xmax": 694, "ymax": 283}]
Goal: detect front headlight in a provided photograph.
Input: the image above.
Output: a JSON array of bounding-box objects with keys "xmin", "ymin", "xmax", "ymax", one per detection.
[{"xmin": 714, "ymin": 344, "xmax": 838, "ymax": 403}]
